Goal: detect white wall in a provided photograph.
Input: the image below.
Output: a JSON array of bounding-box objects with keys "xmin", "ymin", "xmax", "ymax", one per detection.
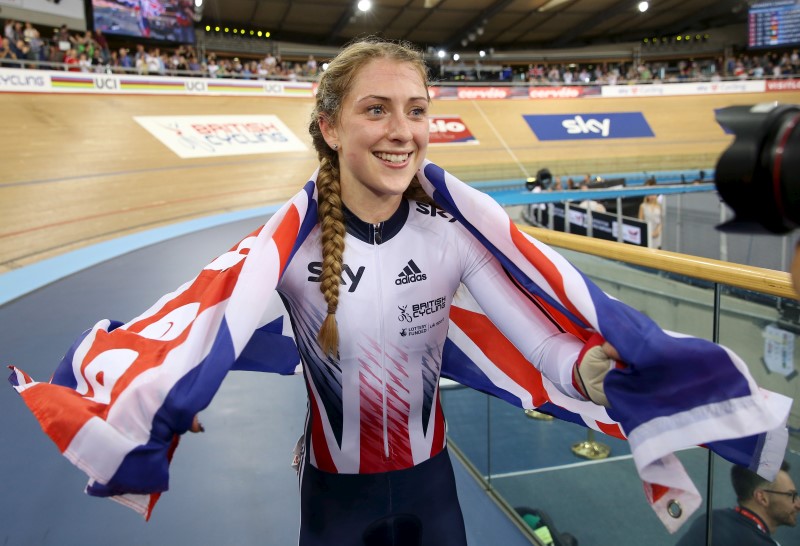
[{"xmin": 0, "ymin": 0, "xmax": 86, "ymax": 31}]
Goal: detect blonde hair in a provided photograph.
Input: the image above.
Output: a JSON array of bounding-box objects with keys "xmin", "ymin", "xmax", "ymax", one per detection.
[{"xmin": 309, "ymin": 37, "xmax": 434, "ymax": 357}]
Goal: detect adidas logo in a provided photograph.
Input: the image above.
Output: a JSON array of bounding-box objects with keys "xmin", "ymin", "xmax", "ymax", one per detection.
[{"xmin": 395, "ymin": 259, "xmax": 427, "ymax": 285}]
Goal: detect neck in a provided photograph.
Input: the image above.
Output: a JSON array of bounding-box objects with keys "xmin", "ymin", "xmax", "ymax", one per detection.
[
  {"xmin": 738, "ymin": 504, "xmax": 772, "ymax": 534},
  {"xmin": 341, "ymin": 193, "xmax": 404, "ymax": 224}
]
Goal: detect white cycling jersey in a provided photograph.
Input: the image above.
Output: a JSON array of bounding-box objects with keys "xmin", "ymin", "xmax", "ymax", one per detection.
[{"xmin": 278, "ymin": 199, "xmax": 584, "ymax": 474}]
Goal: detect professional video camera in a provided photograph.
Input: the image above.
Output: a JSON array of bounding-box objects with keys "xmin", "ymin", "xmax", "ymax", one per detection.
[
  {"xmin": 715, "ymin": 103, "xmax": 800, "ymax": 234},
  {"xmin": 525, "ymin": 168, "xmax": 553, "ymax": 191}
]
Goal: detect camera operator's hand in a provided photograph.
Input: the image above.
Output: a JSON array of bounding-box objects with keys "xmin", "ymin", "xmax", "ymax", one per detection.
[{"xmin": 572, "ymin": 334, "xmax": 621, "ymax": 408}]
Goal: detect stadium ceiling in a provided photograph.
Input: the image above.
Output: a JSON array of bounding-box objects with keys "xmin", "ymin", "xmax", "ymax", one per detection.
[{"xmin": 199, "ymin": 0, "xmax": 749, "ymax": 52}]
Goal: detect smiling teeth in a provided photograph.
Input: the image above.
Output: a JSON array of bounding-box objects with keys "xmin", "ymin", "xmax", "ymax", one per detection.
[{"xmin": 375, "ymin": 152, "xmax": 409, "ymax": 163}]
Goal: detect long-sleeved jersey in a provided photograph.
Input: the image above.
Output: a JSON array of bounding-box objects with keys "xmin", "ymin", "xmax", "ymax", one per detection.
[{"xmin": 277, "ymin": 199, "xmax": 584, "ymax": 475}]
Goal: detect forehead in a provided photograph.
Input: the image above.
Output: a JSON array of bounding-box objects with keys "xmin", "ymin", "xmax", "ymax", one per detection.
[
  {"xmin": 776, "ymin": 470, "xmax": 796, "ymax": 490},
  {"xmin": 347, "ymin": 58, "xmax": 427, "ymax": 99}
]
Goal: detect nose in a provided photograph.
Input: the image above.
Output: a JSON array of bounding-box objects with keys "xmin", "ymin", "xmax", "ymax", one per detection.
[{"xmin": 386, "ymin": 113, "xmax": 413, "ymax": 142}]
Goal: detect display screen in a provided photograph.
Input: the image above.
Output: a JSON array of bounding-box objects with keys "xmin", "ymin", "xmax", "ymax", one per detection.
[
  {"xmin": 89, "ymin": 0, "xmax": 196, "ymax": 44},
  {"xmin": 749, "ymin": 0, "xmax": 800, "ymax": 48}
]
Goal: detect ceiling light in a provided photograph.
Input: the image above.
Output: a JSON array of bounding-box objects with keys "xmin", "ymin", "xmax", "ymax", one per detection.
[
  {"xmin": 638, "ymin": 1, "xmax": 649, "ymax": 12},
  {"xmin": 538, "ymin": 0, "xmax": 571, "ymax": 12},
  {"xmin": 357, "ymin": 0, "xmax": 371, "ymax": 12}
]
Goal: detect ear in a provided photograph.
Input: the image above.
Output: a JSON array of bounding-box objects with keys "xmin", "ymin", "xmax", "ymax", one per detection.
[
  {"xmin": 319, "ymin": 115, "xmax": 339, "ymax": 150},
  {"xmin": 754, "ymin": 489, "xmax": 770, "ymax": 507}
]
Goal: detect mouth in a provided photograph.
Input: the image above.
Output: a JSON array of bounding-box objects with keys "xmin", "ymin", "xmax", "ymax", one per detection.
[{"xmin": 374, "ymin": 151, "xmax": 412, "ymax": 165}]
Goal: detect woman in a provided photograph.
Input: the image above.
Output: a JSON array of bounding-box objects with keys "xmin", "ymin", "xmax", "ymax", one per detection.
[
  {"xmin": 281, "ymin": 36, "xmax": 617, "ymax": 545},
  {"xmin": 638, "ymin": 193, "xmax": 663, "ymax": 249}
]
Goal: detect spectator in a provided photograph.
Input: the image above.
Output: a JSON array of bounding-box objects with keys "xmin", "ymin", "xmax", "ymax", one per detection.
[
  {"xmin": 63, "ymin": 48, "xmax": 79, "ymax": 72},
  {"xmin": 578, "ymin": 182, "xmax": 606, "ymax": 213},
  {"xmin": 77, "ymin": 51, "xmax": 92, "ymax": 73},
  {"xmin": 94, "ymin": 29, "xmax": 110, "ymax": 64},
  {"xmin": 305, "ymin": 54, "xmax": 317, "ymax": 76},
  {"xmin": 118, "ymin": 47, "xmax": 133, "ymax": 72},
  {"xmin": 676, "ymin": 461, "xmax": 798, "ymax": 545},
  {"xmin": 0, "ymin": 36, "xmax": 17, "ymax": 66}
]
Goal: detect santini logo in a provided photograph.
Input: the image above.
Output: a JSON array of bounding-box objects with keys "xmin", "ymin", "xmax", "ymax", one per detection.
[
  {"xmin": 396, "ymin": 260, "xmax": 427, "ymax": 285},
  {"xmin": 562, "ymin": 115, "xmax": 610, "ymax": 137}
]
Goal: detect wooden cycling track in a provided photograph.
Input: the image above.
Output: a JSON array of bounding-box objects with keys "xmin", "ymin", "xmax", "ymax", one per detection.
[{"xmin": 3, "ymin": 89, "xmax": 800, "ymax": 273}]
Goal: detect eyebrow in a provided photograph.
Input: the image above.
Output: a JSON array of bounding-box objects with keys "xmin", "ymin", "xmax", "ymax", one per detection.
[{"xmin": 356, "ymin": 94, "xmax": 429, "ymax": 103}]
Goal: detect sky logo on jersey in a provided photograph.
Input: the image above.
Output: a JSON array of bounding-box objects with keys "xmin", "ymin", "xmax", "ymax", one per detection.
[
  {"xmin": 307, "ymin": 262, "xmax": 365, "ymax": 292},
  {"xmin": 395, "ymin": 260, "xmax": 427, "ymax": 285},
  {"xmin": 523, "ymin": 113, "xmax": 655, "ymax": 140}
]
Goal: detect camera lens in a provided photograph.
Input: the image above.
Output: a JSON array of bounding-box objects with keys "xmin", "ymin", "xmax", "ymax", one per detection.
[{"xmin": 715, "ymin": 103, "xmax": 800, "ymax": 234}]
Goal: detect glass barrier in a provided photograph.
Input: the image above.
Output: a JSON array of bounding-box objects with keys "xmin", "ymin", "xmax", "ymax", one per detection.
[{"xmin": 441, "ymin": 245, "xmax": 800, "ymax": 546}]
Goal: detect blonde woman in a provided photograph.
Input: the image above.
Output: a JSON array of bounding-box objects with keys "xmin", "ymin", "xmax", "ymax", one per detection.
[{"xmin": 639, "ymin": 193, "xmax": 663, "ymax": 249}]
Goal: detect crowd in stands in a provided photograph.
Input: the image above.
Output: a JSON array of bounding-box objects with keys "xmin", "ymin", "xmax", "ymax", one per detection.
[
  {"xmin": 1, "ymin": 19, "xmax": 319, "ymax": 80},
  {"xmin": 3, "ymin": 17, "xmax": 800, "ymax": 84}
]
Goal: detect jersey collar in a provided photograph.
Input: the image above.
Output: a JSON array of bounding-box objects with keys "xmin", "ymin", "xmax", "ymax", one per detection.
[{"xmin": 342, "ymin": 199, "xmax": 409, "ymax": 245}]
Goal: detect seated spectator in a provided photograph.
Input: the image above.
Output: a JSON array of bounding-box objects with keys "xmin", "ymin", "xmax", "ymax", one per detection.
[
  {"xmin": 578, "ymin": 182, "xmax": 606, "ymax": 212},
  {"xmin": 676, "ymin": 461, "xmax": 798, "ymax": 545}
]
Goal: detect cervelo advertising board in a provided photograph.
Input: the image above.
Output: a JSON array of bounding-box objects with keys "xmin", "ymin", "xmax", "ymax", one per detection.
[
  {"xmin": 134, "ymin": 115, "xmax": 308, "ymax": 158},
  {"xmin": 429, "ymin": 85, "xmax": 601, "ymax": 100},
  {"xmin": 428, "ymin": 115, "xmax": 478, "ymax": 145},
  {"xmin": 0, "ymin": 67, "xmax": 313, "ymax": 97},
  {"xmin": 523, "ymin": 112, "xmax": 655, "ymax": 140}
]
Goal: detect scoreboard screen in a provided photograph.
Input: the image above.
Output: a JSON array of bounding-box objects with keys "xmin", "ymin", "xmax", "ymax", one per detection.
[{"xmin": 749, "ymin": 0, "xmax": 800, "ymax": 48}]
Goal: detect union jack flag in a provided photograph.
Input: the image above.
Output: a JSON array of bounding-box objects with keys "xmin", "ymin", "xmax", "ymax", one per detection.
[{"xmin": 8, "ymin": 161, "xmax": 791, "ymax": 532}]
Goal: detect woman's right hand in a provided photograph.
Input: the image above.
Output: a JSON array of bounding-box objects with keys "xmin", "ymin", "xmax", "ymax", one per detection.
[{"xmin": 190, "ymin": 415, "xmax": 205, "ymax": 433}]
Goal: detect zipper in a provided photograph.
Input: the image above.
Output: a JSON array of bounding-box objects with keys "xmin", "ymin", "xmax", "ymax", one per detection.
[{"xmin": 372, "ymin": 221, "xmax": 391, "ymax": 461}]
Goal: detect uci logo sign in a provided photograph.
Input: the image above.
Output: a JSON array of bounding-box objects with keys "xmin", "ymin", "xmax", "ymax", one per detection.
[
  {"xmin": 184, "ymin": 80, "xmax": 207, "ymax": 92},
  {"xmin": 93, "ymin": 77, "xmax": 119, "ymax": 90}
]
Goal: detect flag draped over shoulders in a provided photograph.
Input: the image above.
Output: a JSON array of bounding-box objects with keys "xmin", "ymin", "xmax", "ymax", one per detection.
[{"xmin": 8, "ymin": 160, "xmax": 792, "ymax": 532}]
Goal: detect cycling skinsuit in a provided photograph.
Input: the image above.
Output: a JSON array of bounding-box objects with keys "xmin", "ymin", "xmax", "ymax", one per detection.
[{"xmin": 277, "ymin": 199, "xmax": 584, "ymax": 545}]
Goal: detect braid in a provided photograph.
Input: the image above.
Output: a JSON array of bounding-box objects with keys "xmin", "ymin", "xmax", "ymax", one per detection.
[
  {"xmin": 403, "ymin": 175, "xmax": 437, "ymax": 207},
  {"xmin": 316, "ymin": 158, "xmax": 346, "ymax": 357}
]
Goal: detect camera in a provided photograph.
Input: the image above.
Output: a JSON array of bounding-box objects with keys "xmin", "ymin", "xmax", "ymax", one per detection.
[
  {"xmin": 714, "ymin": 103, "xmax": 800, "ymax": 234},
  {"xmin": 525, "ymin": 168, "xmax": 553, "ymax": 191}
]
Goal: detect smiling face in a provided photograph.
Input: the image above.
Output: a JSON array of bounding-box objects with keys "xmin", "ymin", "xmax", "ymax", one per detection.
[{"xmin": 319, "ymin": 58, "xmax": 430, "ymax": 222}]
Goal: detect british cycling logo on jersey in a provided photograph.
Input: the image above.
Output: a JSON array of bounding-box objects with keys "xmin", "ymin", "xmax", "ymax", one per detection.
[
  {"xmin": 396, "ymin": 259, "xmax": 427, "ymax": 285},
  {"xmin": 415, "ymin": 203, "xmax": 457, "ymax": 222},
  {"xmin": 397, "ymin": 297, "xmax": 447, "ymax": 337}
]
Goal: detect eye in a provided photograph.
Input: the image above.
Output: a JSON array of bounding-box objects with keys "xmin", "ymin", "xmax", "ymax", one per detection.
[
  {"xmin": 367, "ymin": 104, "xmax": 385, "ymax": 116},
  {"xmin": 409, "ymin": 106, "xmax": 428, "ymax": 118}
]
